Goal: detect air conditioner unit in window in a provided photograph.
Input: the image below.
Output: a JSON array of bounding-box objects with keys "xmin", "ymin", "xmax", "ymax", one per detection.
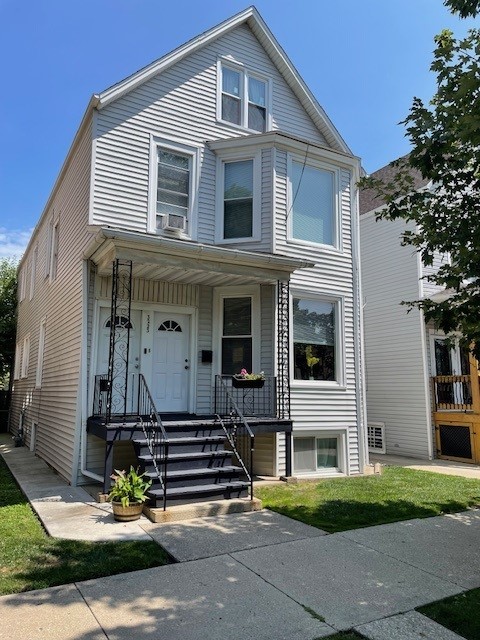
[{"xmin": 161, "ymin": 213, "xmax": 186, "ymax": 233}]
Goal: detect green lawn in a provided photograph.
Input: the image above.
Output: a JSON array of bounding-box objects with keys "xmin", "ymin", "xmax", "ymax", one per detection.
[
  {"xmin": 0, "ymin": 457, "xmax": 169, "ymax": 595},
  {"xmin": 417, "ymin": 588, "xmax": 480, "ymax": 640},
  {"xmin": 255, "ymin": 467, "xmax": 480, "ymax": 532}
]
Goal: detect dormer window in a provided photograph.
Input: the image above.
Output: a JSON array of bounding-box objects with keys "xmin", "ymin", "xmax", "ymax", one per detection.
[{"xmin": 219, "ymin": 61, "xmax": 269, "ymax": 133}]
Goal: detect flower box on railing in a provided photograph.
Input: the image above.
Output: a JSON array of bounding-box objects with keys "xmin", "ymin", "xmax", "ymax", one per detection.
[{"xmin": 232, "ymin": 376, "xmax": 265, "ymax": 389}]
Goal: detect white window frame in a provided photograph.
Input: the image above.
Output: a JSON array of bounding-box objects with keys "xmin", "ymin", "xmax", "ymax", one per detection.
[
  {"xmin": 148, "ymin": 136, "xmax": 200, "ymax": 238},
  {"xmin": 21, "ymin": 334, "xmax": 30, "ymax": 379},
  {"xmin": 215, "ymin": 149, "xmax": 261, "ymax": 244},
  {"xmin": 216, "ymin": 58, "xmax": 272, "ymax": 133},
  {"xmin": 36, "ymin": 317, "xmax": 47, "ymax": 389},
  {"xmin": 19, "ymin": 266, "xmax": 26, "ymax": 302},
  {"xmin": 293, "ymin": 429, "xmax": 348, "ymax": 477},
  {"xmin": 29, "ymin": 244, "xmax": 38, "ymax": 300},
  {"xmin": 286, "ymin": 153, "xmax": 341, "ymax": 251},
  {"xmin": 290, "ymin": 291, "xmax": 345, "ymax": 388},
  {"xmin": 14, "ymin": 342, "xmax": 21, "ymax": 380},
  {"xmin": 47, "ymin": 220, "xmax": 59, "ymax": 282},
  {"xmin": 212, "ymin": 285, "xmax": 261, "ymax": 379}
]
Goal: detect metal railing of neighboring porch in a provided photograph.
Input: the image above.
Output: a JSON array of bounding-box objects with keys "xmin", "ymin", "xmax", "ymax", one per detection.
[
  {"xmin": 431, "ymin": 374, "xmax": 474, "ymax": 411},
  {"xmin": 214, "ymin": 375, "xmax": 254, "ymax": 500}
]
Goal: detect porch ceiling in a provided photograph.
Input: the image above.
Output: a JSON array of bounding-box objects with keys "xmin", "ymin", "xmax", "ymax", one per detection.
[{"xmin": 86, "ymin": 227, "xmax": 313, "ymax": 285}]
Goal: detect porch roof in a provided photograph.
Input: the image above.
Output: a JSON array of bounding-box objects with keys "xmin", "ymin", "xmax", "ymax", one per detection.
[{"xmin": 85, "ymin": 227, "xmax": 313, "ymax": 286}]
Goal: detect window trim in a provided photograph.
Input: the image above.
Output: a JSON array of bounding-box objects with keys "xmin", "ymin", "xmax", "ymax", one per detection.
[
  {"xmin": 290, "ymin": 291, "xmax": 345, "ymax": 388},
  {"xmin": 292, "ymin": 429, "xmax": 347, "ymax": 476},
  {"xmin": 19, "ymin": 266, "xmax": 26, "ymax": 302},
  {"xmin": 148, "ymin": 136, "xmax": 200, "ymax": 238},
  {"xmin": 216, "ymin": 58, "xmax": 272, "ymax": 133},
  {"xmin": 286, "ymin": 153, "xmax": 342, "ymax": 251},
  {"xmin": 29, "ymin": 244, "xmax": 38, "ymax": 300},
  {"xmin": 215, "ymin": 149, "xmax": 262, "ymax": 244},
  {"xmin": 212, "ymin": 285, "xmax": 261, "ymax": 379},
  {"xmin": 21, "ymin": 334, "xmax": 30, "ymax": 379},
  {"xmin": 14, "ymin": 342, "xmax": 21, "ymax": 380},
  {"xmin": 48, "ymin": 220, "xmax": 59, "ymax": 282}
]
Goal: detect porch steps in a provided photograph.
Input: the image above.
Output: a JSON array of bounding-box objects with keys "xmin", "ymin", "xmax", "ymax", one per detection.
[{"xmin": 132, "ymin": 417, "xmax": 250, "ymax": 507}]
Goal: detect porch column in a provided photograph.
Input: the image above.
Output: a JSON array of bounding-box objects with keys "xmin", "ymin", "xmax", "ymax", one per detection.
[
  {"xmin": 277, "ymin": 280, "xmax": 290, "ymax": 420},
  {"xmin": 469, "ymin": 351, "xmax": 480, "ymax": 414},
  {"xmin": 106, "ymin": 259, "xmax": 133, "ymax": 422}
]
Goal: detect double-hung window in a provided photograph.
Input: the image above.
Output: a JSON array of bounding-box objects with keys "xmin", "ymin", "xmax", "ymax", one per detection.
[
  {"xmin": 156, "ymin": 148, "xmax": 190, "ymax": 231},
  {"xmin": 221, "ymin": 297, "xmax": 253, "ymax": 375},
  {"xmin": 149, "ymin": 138, "xmax": 198, "ymax": 236},
  {"xmin": 219, "ymin": 63, "xmax": 269, "ymax": 133},
  {"xmin": 223, "ymin": 160, "xmax": 254, "ymax": 239},
  {"xmin": 216, "ymin": 152, "xmax": 260, "ymax": 243},
  {"xmin": 289, "ymin": 158, "xmax": 339, "ymax": 248},
  {"xmin": 293, "ymin": 297, "xmax": 339, "ymax": 382}
]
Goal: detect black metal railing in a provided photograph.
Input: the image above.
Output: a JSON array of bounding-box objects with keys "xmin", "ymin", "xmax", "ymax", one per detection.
[
  {"xmin": 214, "ymin": 376, "xmax": 254, "ymax": 500},
  {"xmin": 92, "ymin": 373, "xmax": 169, "ymax": 510},
  {"xmin": 214, "ymin": 375, "xmax": 276, "ymax": 418},
  {"xmin": 432, "ymin": 375, "xmax": 473, "ymax": 411},
  {"xmin": 137, "ymin": 374, "xmax": 169, "ymax": 511}
]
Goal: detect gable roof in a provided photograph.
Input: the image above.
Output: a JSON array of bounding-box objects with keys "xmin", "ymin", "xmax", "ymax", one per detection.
[
  {"xmin": 93, "ymin": 6, "xmax": 351, "ymax": 155},
  {"xmin": 359, "ymin": 155, "xmax": 429, "ymax": 215}
]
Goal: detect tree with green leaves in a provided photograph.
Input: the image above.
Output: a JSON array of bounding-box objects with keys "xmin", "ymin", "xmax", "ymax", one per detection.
[
  {"xmin": 360, "ymin": 0, "xmax": 480, "ymax": 357},
  {"xmin": 0, "ymin": 259, "xmax": 18, "ymax": 383}
]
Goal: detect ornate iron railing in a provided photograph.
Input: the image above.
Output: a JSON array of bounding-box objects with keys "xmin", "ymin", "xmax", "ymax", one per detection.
[
  {"xmin": 92, "ymin": 373, "xmax": 169, "ymax": 510},
  {"xmin": 214, "ymin": 375, "xmax": 276, "ymax": 417},
  {"xmin": 432, "ymin": 375, "xmax": 473, "ymax": 411},
  {"xmin": 214, "ymin": 375, "xmax": 254, "ymax": 500},
  {"xmin": 137, "ymin": 374, "xmax": 169, "ymax": 511}
]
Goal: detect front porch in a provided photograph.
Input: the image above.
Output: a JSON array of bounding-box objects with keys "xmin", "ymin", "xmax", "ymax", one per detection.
[
  {"xmin": 84, "ymin": 229, "xmax": 308, "ymax": 506},
  {"xmin": 431, "ymin": 369, "xmax": 480, "ymax": 464}
]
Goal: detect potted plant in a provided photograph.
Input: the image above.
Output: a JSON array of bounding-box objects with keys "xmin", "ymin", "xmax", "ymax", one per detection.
[
  {"xmin": 108, "ymin": 466, "xmax": 152, "ymax": 522},
  {"xmin": 232, "ymin": 368, "xmax": 266, "ymax": 388},
  {"xmin": 305, "ymin": 346, "xmax": 320, "ymax": 380}
]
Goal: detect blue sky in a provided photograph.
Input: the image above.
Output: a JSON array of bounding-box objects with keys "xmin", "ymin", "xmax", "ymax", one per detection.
[{"xmin": 0, "ymin": 0, "xmax": 476, "ymax": 259}]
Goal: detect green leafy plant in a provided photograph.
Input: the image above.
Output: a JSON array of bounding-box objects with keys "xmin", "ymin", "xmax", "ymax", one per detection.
[{"xmin": 108, "ymin": 466, "xmax": 152, "ymax": 507}]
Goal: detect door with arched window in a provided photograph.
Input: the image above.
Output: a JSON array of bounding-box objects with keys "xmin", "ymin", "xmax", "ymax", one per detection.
[
  {"xmin": 96, "ymin": 308, "xmax": 142, "ymax": 414},
  {"xmin": 152, "ymin": 312, "xmax": 190, "ymax": 412}
]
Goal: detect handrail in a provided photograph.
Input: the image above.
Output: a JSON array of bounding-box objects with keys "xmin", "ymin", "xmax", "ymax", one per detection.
[
  {"xmin": 431, "ymin": 374, "xmax": 473, "ymax": 412},
  {"xmin": 137, "ymin": 374, "xmax": 169, "ymax": 511},
  {"xmin": 215, "ymin": 375, "xmax": 254, "ymax": 500}
]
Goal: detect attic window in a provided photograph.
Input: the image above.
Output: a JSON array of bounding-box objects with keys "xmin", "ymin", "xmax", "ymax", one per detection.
[{"xmin": 219, "ymin": 62, "xmax": 269, "ymax": 133}]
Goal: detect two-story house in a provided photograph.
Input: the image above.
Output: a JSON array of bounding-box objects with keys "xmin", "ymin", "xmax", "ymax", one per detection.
[
  {"xmin": 360, "ymin": 158, "xmax": 480, "ymax": 465},
  {"xmin": 11, "ymin": 7, "xmax": 367, "ymax": 508}
]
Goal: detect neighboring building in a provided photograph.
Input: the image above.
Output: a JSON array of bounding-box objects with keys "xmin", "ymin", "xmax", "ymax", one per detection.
[
  {"xmin": 11, "ymin": 7, "xmax": 367, "ymax": 502},
  {"xmin": 360, "ymin": 159, "xmax": 480, "ymax": 464}
]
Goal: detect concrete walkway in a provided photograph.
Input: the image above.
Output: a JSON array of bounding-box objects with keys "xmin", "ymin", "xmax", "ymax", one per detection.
[
  {"xmin": 370, "ymin": 452, "xmax": 480, "ymax": 479},
  {"xmin": 1, "ymin": 436, "xmax": 479, "ymax": 640}
]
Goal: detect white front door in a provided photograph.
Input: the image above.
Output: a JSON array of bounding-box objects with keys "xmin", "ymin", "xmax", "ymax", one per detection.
[
  {"xmin": 96, "ymin": 308, "xmax": 141, "ymax": 414},
  {"xmin": 152, "ymin": 312, "xmax": 190, "ymax": 413}
]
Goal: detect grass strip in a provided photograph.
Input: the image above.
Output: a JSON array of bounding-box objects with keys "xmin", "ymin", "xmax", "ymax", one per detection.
[
  {"xmin": 417, "ymin": 588, "xmax": 480, "ymax": 640},
  {"xmin": 255, "ymin": 466, "xmax": 480, "ymax": 532},
  {"xmin": 0, "ymin": 457, "xmax": 169, "ymax": 595}
]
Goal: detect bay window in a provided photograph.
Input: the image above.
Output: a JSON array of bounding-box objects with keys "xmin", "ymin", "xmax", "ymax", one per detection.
[{"xmin": 290, "ymin": 159, "xmax": 338, "ymax": 248}]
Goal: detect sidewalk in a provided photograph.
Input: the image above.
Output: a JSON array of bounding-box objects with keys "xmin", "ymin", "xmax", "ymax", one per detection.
[{"xmin": 1, "ymin": 435, "xmax": 479, "ymax": 639}]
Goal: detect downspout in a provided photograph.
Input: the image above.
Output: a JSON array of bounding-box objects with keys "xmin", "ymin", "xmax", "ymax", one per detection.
[
  {"xmin": 351, "ymin": 163, "xmax": 369, "ymax": 472},
  {"xmin": 80, "ymin": 259, "xmax": 103, "ymax": 483}
]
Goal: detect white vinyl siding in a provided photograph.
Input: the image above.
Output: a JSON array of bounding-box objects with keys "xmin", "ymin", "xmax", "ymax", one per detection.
[
  {"xmin": 421, "ymin": 250, "xmax": 451, "ymax": 299},
  {"xmin": 10, "ymin": 120, "xmax": 94, "ymax": 484},
  {"xmin": 92, "ymin": 24, "xmax": 326, "ymax": 235},
  {"xmin": 275, "ymin": 149, "xmax": 361, "ymax": 475},
  {"xmin": 30, "ymin": 245, "xmax": 38, "ymax": 300},
  {"xmin": 360, "ymin": 214, "xmax": 432, "ymax": 459}
]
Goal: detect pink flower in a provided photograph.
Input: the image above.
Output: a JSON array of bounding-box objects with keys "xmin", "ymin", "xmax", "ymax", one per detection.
[{"xmin": 240, "ymin": 368, "xmax": 248, "ymax": 376}]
